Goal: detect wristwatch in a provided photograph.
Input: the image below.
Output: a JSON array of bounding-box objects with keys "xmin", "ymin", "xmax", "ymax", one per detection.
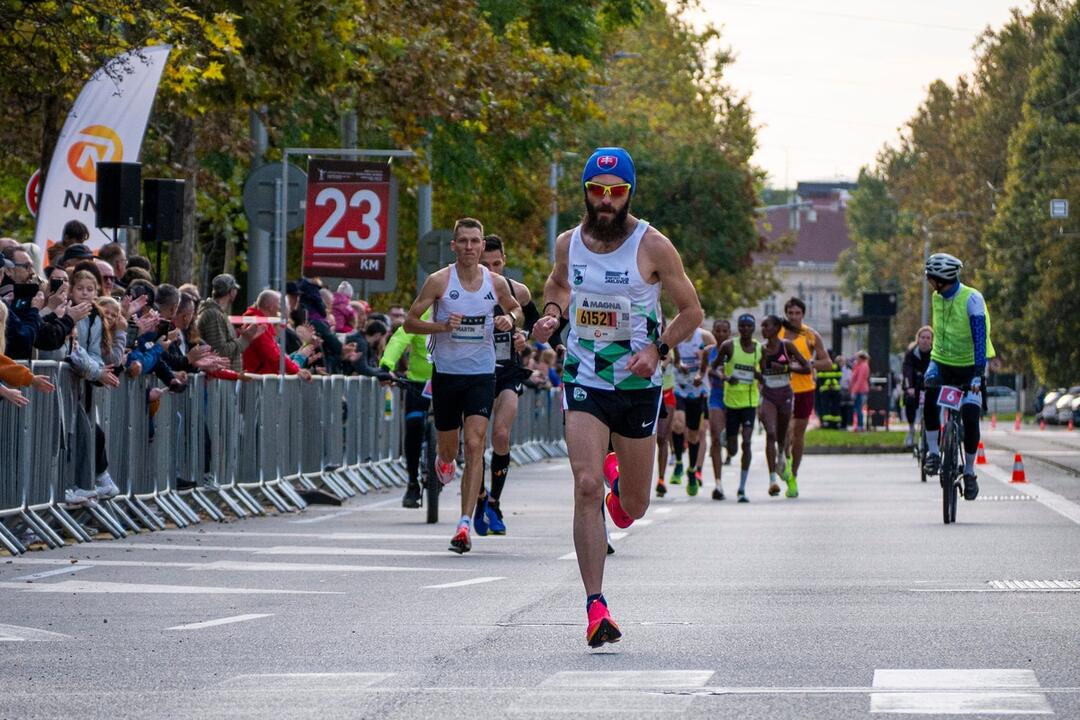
[{"xmin": 652, "ymin": 339, "xmax": 669, "ymax": 359}]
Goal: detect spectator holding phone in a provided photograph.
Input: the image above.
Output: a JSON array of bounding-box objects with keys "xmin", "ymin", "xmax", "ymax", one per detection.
[{"xmin": 1, "ymin": 247, "xmax": 44, "ymax": 360}]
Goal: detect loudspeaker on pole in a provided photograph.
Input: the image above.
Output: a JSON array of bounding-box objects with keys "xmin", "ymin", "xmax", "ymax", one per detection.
[{"xmin": 95, "ymin": 162, "xmax": 142, "ymax": 228}]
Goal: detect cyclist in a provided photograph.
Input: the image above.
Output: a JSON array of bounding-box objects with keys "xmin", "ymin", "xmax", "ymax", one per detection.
[
  {"xmin": 474, "ymin": 234, "xmax": 540, "ymax": 535},
  {"xmin": 671, "ymin": 325, "xmax": 713, "ymax": 495},
  {"xmin": 901, "ymin": 326, "xmax": 933, "ymax": 448},
  {"xmin": 704, "ymin": 318, "xmax": 731, "ymax": 500},
  {"xmin": 530, "ymin": 147, "xmax": 703, "ymax": 648},
  {"xmin": 715, "ymin": 314, "xmax": 761, "ymax": 502},
  {"xmin": 922, "ymin": 253, "xmax": 994, "ymax": 500},
  {"xmin": 758, "ymin": 315, "xmax": 810, "ymax": 497},
  {"xmin": 403, "ymin": 217, "xmax": 523, "ymax": 554},
  {"xmin": 778, "ymin": 297, "xmax": 830, "ymax": 496},
  {"xmin": 378, "ymin": 309, "xmax": 433, "ymax": 508}
]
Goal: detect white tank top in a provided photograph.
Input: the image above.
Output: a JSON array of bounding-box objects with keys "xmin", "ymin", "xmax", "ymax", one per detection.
[
  {"xmin": 430, "ymin": 264, "xmax": 498, "ymax": 375},
  {"xmin": 564, "ymin": 220, "xmax": 662, "ymax": 391},
  {"xmin": 674, "ymin": 327, "xmax": 707, "ymax": 398}
]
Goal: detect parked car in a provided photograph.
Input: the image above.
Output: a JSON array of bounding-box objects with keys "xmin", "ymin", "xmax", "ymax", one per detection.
[
  {"xmin": 984, "ymin": 385, "xmax": 1018, "ymax": 416},
  {"xmin": 1054, "ymin": 386, "xmax": 1080, "ymax": 424},
  {"xmin": 1041, "ymin": 388, "xmax": 1066, "ymax": 424}
]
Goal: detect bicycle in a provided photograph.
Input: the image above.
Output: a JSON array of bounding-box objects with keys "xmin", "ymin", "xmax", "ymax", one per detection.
[
  {"xmin": 933, "ymin": 383, "xmax": 973, "ymax": 525},
  {"xmin": 912, "ymin": 391, "xmax": 928, "ymax": 483},
  {"xmin": 387, "ymin": 375, "xmax": 439, "ymax": 524}
]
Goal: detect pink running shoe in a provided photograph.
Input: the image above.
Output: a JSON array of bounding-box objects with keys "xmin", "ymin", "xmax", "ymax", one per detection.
[
  {"xmin": 586, "ymin": 598, "xmax": 622, "ymax": 648},
  {"xmin": 605, "ymin": 490, "xmax": 634, "ymax": 529},
  {"xmin": 602, "ymin": 452, "xmax": 619, "ymax": 487},
  {"xmin": 435, "ymin": 460, "xmax": 456, "ymax": 486}
]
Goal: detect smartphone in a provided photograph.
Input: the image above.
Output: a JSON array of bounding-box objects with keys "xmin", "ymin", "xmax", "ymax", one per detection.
[
  {"xmin": 49, "ymin": 277, "xmax": 65, "ymax": 293},
  {"xmin": 13, "ymin": 282, "xmax": 40, "ymax": 300},
  {"xmin": 157, "ymin": 320, "xmax": 174, "ymax": 338}
]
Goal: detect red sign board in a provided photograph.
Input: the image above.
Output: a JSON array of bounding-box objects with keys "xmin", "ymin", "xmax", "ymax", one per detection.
[
  {"xmin": 26, "ymin": 169, "xmax": 41, "ymax": 217},
  {"xmin": 302, "ymin": 159, "xmax": 397, "ymax": 281}
]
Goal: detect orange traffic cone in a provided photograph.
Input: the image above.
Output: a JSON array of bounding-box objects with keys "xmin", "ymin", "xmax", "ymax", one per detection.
[
  {"xmin": 1069, "ymin": 418, "xmax": 1075, "ymax": 432},
  {"xmin": 1010, "ymin": 453, "xmax": 1027, "ymax": 483},
  {"xmin": 1040, "ymin": 418, "xmax": 1046, "ymax": 431},
  {"xmin": 1014, "ymin": 413, "xmax": 1022, "ymax": 431},
  {"xmin": 976, "ymin": 441, "xmax": 987, "ymax": 465}
]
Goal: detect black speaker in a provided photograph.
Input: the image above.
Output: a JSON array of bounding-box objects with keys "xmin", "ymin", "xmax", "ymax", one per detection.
[
  {"xmin": 142, "ymin": 179, "xmax": 185, "ymax": 243},
  {"xmin": 863, "ymin": 292, "xmax": 897, "ymax": 317},
  {"xmin": 95, "ymin": 162, "xmax": 141, "ymax": 228}
]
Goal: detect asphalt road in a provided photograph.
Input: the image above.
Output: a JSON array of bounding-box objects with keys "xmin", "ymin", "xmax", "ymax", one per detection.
[{"xmin": 2, "ymin": 437, "xmax": 1079, "ymax": 719}]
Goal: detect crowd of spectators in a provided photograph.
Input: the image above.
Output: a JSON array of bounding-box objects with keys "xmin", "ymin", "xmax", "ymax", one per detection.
[{"xmin": 2, "ymin": 220, "xmax": 565, "ymax": 513}]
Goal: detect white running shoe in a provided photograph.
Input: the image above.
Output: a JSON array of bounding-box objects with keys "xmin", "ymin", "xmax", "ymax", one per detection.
[
  {"xmin": 64, "ymin": 488, "xmax": 98, "ymax": 505},
  {"xmin": 94, "ymin": 471, "xmax": 120, "ymax": 499}
]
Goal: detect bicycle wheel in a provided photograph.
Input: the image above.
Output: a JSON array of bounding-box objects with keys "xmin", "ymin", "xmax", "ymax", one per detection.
[
  {"xmin": 941, "ymin": 418, "xmax": 960, "ymax": 524},
  {"xmin": 424, "ymin": 419, "xmax": 439, "ymax": 524},
  {"xmin": 918, "ymin": 426, "xmax": 928, "ymax": 483}
]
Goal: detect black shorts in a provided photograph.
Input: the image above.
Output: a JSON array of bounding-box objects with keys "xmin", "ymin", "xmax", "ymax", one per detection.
[
  {"xmin": 726, "ymin": 406, "xmax": 757, "ymax": 436},
  {"xmin": 431, "ymin": 370, "xmax": 495, "ymax": 432},
  {"xmin": 675, "ymin": 395, "xmax": 707, "ymax": 430},
  {"xmin": 563, "ymin": 383, "xmax": 662, "ymax": 439},
  {"xmin": 495, "ymin": 364, "xmax": 529, "ymax": 397}
]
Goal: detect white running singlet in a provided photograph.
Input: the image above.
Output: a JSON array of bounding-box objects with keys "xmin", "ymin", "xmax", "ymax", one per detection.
[
  {"xmin": 674, "ymin": 327, "xmax": 708, "ymax": 398},
  {"xmin": 430, "ymin": 264, "xmax": 498, "ymax": 375},
  {"xmin": 564, "ymin": 220, "xmax": 661, "ymax": 391}
]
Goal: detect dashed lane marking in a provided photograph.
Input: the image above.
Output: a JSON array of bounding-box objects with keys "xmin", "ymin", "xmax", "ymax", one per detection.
[
  {"xmin": 870, "ymin": 669, "xmax": 1051, "ymax": 715},
  {"xmin": 423, "ymin": 576, "xmax": 505, "ymax": 589},
  {"xmin": 218, "ymin": 672, "xmax": 396, "ymax": 689},
  {"xmin": 288, "ymin": 497, "xmax": 403, "ymax": 524},
  {"xmin": 5, "ymin": 558, "xmax": 461, "ymax": 574},
  {"xmin": 981, "ymin": 463, "xmax": 1080, "ymax": 525},
  {"xmin": 11, "ymin": 565, "xmax": 94, "ymax": 582},
  {"xmin": 541, "ymin": 671, "xmax": 715, "ymax": 688},
  {"xmin": 0, "ymin": 623, "xmax": 72, "ymax": 642},
  {"xmin": 0, "ymin": 580, "xmax": 341, "ymax": 595},
  {"xmin": 168, "ymin": 613, "xmax": 273, "ymax": 631},
  {"xmin": 52, "ymin": 542, "xmax": 502, "ymax": 558}
]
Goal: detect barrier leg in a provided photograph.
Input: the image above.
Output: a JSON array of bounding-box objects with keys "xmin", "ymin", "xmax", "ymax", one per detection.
[
  {"xmin": 277, "ymin": 480, "xmax": 308, "ymax": 510},
  {"xmin": 149, "ymin": 494, "xmax": 189, "ymax": 528},
  {"xmin": 304, "ymin": 473, "xmax": 347, "ymax": 501},
  {"xmin": 165, "ymin": 492, "xmax": 202, "ymax": 525},
  {"xmin": 258, "ymin": 484, "xmax": 292, "ymax": 513},
  {"xmin": 20, "ymin": 509, "xmax": 64, "ymax": 549},
  {"xmin": 188, "ymin": 489, "xmax": 227, "ymax": 521},
  {"xmin": 100, "ymin": 500, "xmax": 139, "ymax": 535},
  {"xmin": 48, "ymin": 505, "xmax": 93, "ymax": 543},
  {"xmin": 119, "ymin": 496, "xmax": 165, "ymax": 530},
  {"xmin": 233, "ymin": 486, "xmax": 265, "ymax": 515},
  {"xmin": 0, "ymin": 522, "xmax": 26, "ymax": 555},
  {"xmin": 210, "ymin": 487, "xmax": 249, "ymax": 519},
  {"xmin": 78, "ymin": 501, "xmax": 128, "ymax": 539},
  {"xmin": 339, "ymin": 467, "xmax": 370, "ymax": 495}
]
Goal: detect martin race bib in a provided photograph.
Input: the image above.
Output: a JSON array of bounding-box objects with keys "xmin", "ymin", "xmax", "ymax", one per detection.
[
  {"xmin": 451, "ymin": 315, "xmax": 487, "ymax": 343},
  {"xmin": 494, "ymin": 331, "xmax": 512, "ymax": 361},
  {"xmin": 574, "ymin": 293, "xmax": 631, "ymax": 341},
  {"xmin": 731, "ymin": 364, "xmax": 755, "ymax": 383}
]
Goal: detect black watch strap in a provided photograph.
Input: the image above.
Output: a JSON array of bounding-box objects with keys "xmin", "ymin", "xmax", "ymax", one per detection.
[{"xmin": 653, "ymin": 339, "xmax": 669, "ymax": 359}]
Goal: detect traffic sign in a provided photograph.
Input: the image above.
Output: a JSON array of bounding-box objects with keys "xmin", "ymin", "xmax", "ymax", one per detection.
[
  {"xmin": 25, "ymin": 169, "xmax": 40, "ymax": 217},
  {"xmin": 1050, "ymin": 198, "xmax": 1069, "ymax": 219},
  {"xmin": 302, "ymin": 159, "xmax": 398, "ymax": 291},
  {"xmin": 418, "ymin": 229, "xmax": 453, "ymax": 274},
  {"xmin": 242, "ymin": 163, "xmax": 307, "ymax": 233}
]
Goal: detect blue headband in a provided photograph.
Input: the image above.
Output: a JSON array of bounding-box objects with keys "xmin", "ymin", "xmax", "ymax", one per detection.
[
  {"xmin": 581, "ymin": 147, "xmax": 636, "ymax": 194},
  {"xmin": 737, "ymin": 314, "xmax": 756, "ymax": 325}
]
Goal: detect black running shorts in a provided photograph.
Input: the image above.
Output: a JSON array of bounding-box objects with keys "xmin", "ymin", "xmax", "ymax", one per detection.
[
  {"xmin": 675, "ymin": 394, "xmax": 707, "ymax": 430},
  {"xmin": 431, "ymin": 370, "xmax": 495, "ymax": 432},
  {"xmin": 725, "ymin": 406, "xmax": 756, "ymax": 436},
  {"xmin": 563, "ymin": 383, "xmax": 662, "ymax": 439}
]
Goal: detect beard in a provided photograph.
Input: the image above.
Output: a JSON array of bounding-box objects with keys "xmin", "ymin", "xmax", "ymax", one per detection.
[{"xmin": 582, "ymin": 197, "xmax": 632, "ymax": 244}]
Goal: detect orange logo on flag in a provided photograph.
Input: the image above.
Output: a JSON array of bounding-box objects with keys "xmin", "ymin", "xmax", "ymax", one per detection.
[{"xmin": 66, "ymin": 125, "xmax": 123, "ymax": 182}]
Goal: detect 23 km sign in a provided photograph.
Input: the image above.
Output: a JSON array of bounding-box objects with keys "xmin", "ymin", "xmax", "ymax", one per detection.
[{"xmin": 302, "ymin": 159, "xmax": 398, "ymax": 288}]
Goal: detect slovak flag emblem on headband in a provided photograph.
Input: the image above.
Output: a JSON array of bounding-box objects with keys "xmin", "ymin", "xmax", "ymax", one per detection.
[{"xmin": 597, "ymin": 155, "xmax": 618, "ymax": 169}]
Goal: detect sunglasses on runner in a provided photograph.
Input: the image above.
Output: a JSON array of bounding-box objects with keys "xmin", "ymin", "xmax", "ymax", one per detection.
[{"xmin": 584, "ymin": 181, "xmax": 632, "ymax": 200}]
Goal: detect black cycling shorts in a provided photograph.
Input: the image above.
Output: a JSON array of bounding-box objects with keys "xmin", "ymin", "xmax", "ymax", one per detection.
[
  {"xmin": 675, "ymin": 394, "xmax": 707, "ymax": 430},
  {"xmin": 726, "ymin": 406, "xmax": 757, "ymax": 436},
  {"xmin": 563, "ymin": 383, "xmax": 662, "ymax": 439},
  {"xmin": 431, "ymin": 370, "xmax": 495, "ymax": 432}
]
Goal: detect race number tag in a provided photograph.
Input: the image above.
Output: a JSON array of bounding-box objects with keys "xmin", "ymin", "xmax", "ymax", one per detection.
[
  {"xmin": 451, "ymin": 315, "xmax": 487, "ymax": 343},
  {"xmin": 731, "ymin": 364, "xmax": 755, "ymax": 383},
  {"xmin": 574, "ymin": 294, "xmax": 631, "ymax": 341},
  {"xmin": 494, "ymin": 331, "xmax": 512, "ymax": 361},
  {"xmin": 938, "ymin": 385, "xmax": 963, "ymax": 411},
  {"xmin": 763, "ymin": 372, "xmax": 791, "ymax": 389},
  {"xmin": 422, "ymin": 379, "xmax": 433, "ymax": 399}
]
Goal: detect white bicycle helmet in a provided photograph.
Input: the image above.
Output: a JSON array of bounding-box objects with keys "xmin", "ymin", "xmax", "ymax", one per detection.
[{"xmin": 925, "ymin": 252, "xmax": 963, "ymax": 282}]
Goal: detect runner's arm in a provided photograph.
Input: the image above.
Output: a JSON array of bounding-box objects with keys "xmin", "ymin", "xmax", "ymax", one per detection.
[
  {"xmin": 533, "ymin": 231, "xmax": 572, "ymax": 343},
  {"xmin": 494, "ymin": 275, "xmax": 523, "ymax": 330},
  {"xmin": 786, "ymin": 340, "xmax": 812, "ymax": 374},
  {"xmin": 810, "ymin": 329, "xmax": 831, "ymax": 371},
  {"xmin": 403, "ymin": 272, "xmax": 451, "ymax": 335}
]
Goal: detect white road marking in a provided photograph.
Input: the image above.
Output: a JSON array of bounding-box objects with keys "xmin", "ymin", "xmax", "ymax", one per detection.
[
  {"xmin": 423, "ymin": 576, "xmax": 505, "ymax": 589},
  {"xmin": 219, "ymin": 672, "xmax": 395, "ymax": 689},
  {"xmin": 653, "ymin": 507, "xmax": 674, "ymax": 515},
  {"xmin": 558, "ymin": 552, "xmax": 576, "ymax": 561},
  {"xmin": 0, "ymin": 580, "xmax": 340, "ymax": 595},
  {"xmin": 609, "ymin": 532, "xmax": 628, "ymax": 540},
  {"xmin": 289, "ymin": 497, "xmax": 403, "ymax": 524},
  {"xmin": 635, "ymin": 519, "xmax": 654, "ymax": 526},
  {"xmin": 982, "ymin": 463, "xmax": 1080, "ymax": 525},
  {"xmin": 6, "ymin": 558, "xmax": 458, "ymax": 574},
  {"xmin": 541, "ymin": 670, "xmax": 715, "ymax": 688},
  {"xmin": 12, "ymin": 565, "xmax": 94, "ymax": 582},
  {"xmin": 0, "ymin": 623, "xmax": 72, "ymax": 642},
  {"xmin": 168, "ymin": 613, "xmax": 273, "ymax": 631},
  {"xmin": 194, "ymin": 530, "xmax": 505, "ymax": 541},
  {"xmin": 870, "ymin": 669, "xmax": 1052, "ymax": 715},
  {"xmin": 256, "ymin": 546, "xmax": 473, "ymax": 558}
]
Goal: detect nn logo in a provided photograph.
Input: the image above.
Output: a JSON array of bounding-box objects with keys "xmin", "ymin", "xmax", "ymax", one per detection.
[{"xmin": 67, "ymin": 125, "xmax": 123, "ymax": 182}]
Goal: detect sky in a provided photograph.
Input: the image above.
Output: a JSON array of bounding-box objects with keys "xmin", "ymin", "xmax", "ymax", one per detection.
[{"xmin": 687, "ymin": 0, "xmax": 1025, "ymax": 187}]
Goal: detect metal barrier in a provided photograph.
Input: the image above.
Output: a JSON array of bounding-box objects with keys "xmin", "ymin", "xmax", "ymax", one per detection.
[{"xmin": 1, "ymin": 362, "xmax": 564, "ymax": 554}]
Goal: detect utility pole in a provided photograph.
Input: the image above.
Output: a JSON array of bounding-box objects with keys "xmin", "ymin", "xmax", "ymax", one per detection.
[{"xmin": 248, "ymin": 108, "xmax": 269, "ymax": 306}]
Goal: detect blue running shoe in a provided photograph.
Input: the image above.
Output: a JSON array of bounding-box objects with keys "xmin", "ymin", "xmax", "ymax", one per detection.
[
  {"xmin": 474, "ymin": 496, "xmax": 490, "ymax": 536},
  {"xmin": 486, "ymin": 499, "xmax": 506, "ymax": 535}
]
